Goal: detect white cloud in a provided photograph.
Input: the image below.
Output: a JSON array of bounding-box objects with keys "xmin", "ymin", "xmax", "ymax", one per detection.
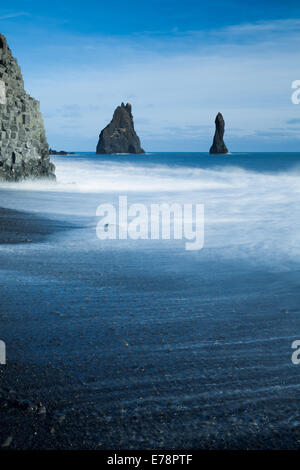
[
  {"xmin": 18, "ymin": 17, "xmax": 300, "ymax": 151},
  {"xmin": 222, "ymin": 18, "xmax": 300, "ymax": 34},
  {"xmin": 0, "ymin": 12, "xmax": 29, "ymax": 20}
]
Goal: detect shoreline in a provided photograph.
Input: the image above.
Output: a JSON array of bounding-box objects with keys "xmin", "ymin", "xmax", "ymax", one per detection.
[
  {"xmin": 1, "ymin": 153, "xmax": 300, "ymax": 450},
  {"xmin": 0, "ymin": 207, "xmax": 75, "ymax": 245},
  {"xmin": 0, "ymin": 206, "xmax": 83, "ymax": 449}
]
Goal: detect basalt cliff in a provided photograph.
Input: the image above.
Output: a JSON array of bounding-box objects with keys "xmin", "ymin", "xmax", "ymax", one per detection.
[
  {"xmin": 209, "ymin": 112, "xmax": 229, "ymax": 154},
  {"xmin": 0, "ymin": 34, "xmax": 55, "ymax": 181},
  {"xmin": 96, "ymin": 103, "xmax": 144, "ymax": 154}
]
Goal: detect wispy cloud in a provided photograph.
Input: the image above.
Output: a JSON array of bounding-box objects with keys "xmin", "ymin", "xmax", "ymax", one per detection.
[
  {"xmin": 222, "ymin": 18, "xmax": 300, "ymax": 34},
  {"xmin": 8, "ymin": 16, "xmax": 300, "ymax": 151},
  {"xmin": 0, "ymin": 12, "xmax": 29, "ymax": 20}
]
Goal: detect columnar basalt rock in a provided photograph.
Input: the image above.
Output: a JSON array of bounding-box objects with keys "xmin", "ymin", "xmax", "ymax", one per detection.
[
  {"xmin": 209, "ymin": 112, "xmax": 229, "ymax": 154},
  {"xmin": 96, "ymin": 102, "xmax": 145, "ymax": 154},
  {"xmin": 0, "ymin": 34, "xmax": 55, "ymax": 181}
]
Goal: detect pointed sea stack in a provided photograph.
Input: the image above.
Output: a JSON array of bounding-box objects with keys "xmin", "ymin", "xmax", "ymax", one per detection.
[
  {"xmin": 96, "ymin": 103, "xmax": 145, "ymax": 154},
  {"xmin": 209, "ymin": 112, "xmax": 228, "ymax": 154},
  {"xmin": 0, "ymin": 34, "xmax": 55, "ymax": 181}
]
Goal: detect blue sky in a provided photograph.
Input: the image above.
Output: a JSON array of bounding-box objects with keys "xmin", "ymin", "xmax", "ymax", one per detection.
[{"xmin": 1, "ymin": 0, "xmax": 300, "ymax": 151}]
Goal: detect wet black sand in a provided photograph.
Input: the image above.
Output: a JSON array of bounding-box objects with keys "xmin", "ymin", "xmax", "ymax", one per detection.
[
  {"xmin": 1, "ymin": 206, "xmax": 300, "ymax": 450},
  {"xmin": 0, "ymin": 207, "xmax": 73, "ymax": 244},
  {"xmin": 2, "ymin": 358, "xmax": 300, "ymax": 450}
]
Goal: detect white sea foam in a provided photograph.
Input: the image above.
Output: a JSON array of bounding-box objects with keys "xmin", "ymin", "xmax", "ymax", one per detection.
[
  {"xmin": 0, "ymin": 155, "xmax": 300, "ymax": 266},
  {"xmin": 2, "ymin": 156, "xmax": 300, "ymax": 195},
  {"xmin": 0, "ymin": 157, "xmax": 236, "ymax": 193}
]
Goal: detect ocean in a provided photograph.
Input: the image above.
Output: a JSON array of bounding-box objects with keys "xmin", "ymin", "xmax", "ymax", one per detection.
[{"xmin": 1, "ymin": 152, "xmax": 300, "ymax": 448}]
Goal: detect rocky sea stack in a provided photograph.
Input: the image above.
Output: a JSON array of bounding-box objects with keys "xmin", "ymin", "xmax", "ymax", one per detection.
[
  {"xmin": 96, "ymin": 102, "xmax": 145, "ymax": 154},
  {"xmin": 0, "ymin": 34, "xmax": 55, "ymax": 181},
  {"xmin": 209, "ymin": 112, "xmax": 229, "ymax": 154}
]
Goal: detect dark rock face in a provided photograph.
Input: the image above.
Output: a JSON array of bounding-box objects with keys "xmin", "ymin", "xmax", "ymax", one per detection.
[
  {"xmin": 209, "ymin": 112, "xmax": 228, "ymax": 154},
  {"xmin": 49, "ymin": 149, "xmax": 75, "ymax": 155},
  {"xmin": 96, "ymin": 103, "xmax": 145, "ymax": 154},
  {"xmin": 0, "ymin": 33, "xmax": 55, "ymax": 181}
]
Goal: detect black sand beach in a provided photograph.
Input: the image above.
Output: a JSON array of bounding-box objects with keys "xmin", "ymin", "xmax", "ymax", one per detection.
[
  {"xmin": 0, "ymin": 207, "xmax": 71, "ymax": 245},
  {"xmin": 0, "ymin": 204, "xmax": 300, "ymax": 450},
  {"xmin": 1, "ymin": 153, "xmax": 300, "ymax": 450}
]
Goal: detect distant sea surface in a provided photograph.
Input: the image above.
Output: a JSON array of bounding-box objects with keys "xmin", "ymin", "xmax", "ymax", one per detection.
[{"xmin": 1, "ymin": 152, "xmax": 300, "ymax": 449}]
